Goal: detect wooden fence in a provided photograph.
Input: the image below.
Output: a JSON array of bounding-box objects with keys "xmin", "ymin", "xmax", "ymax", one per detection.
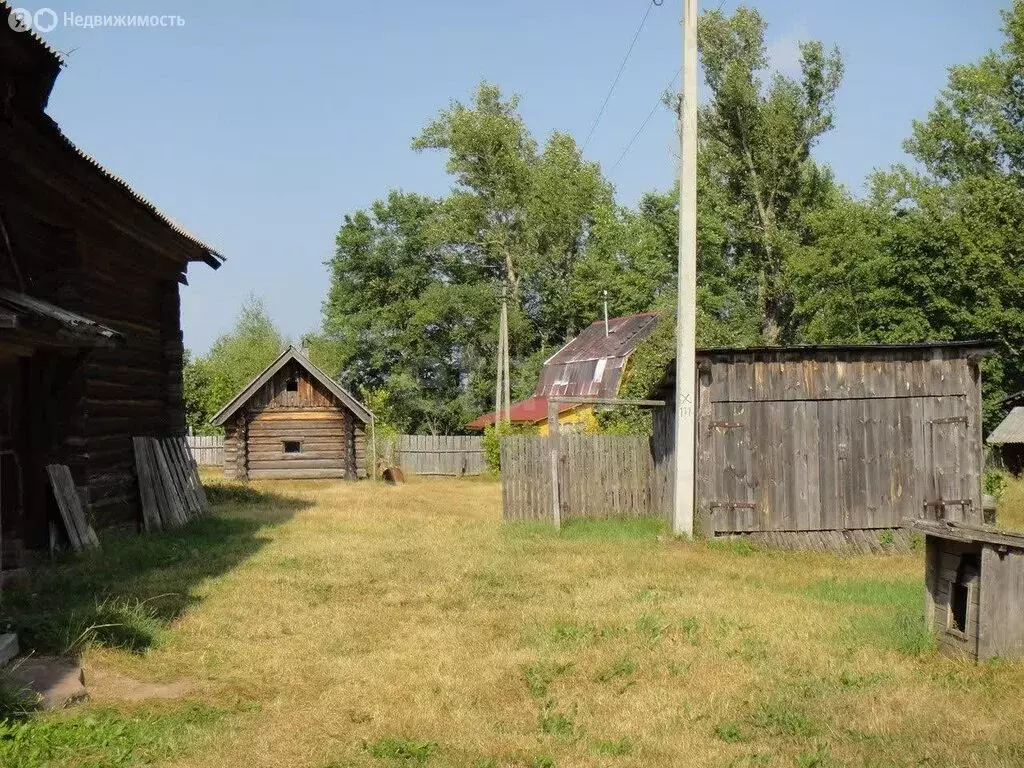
[
  {"xmin": 501, "ymin": 435, "xmax": 657, "ymax": 522},
  {"xmin": 186, "ymin": 435, "xmax": 225, "ymax": 466},
  {"xmin": 380, "ymin": 435, "xmax": 486, "ymax": 476}
]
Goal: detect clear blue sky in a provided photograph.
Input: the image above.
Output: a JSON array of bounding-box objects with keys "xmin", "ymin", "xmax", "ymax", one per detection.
[{"xmin": 35, "ymin": 0, "xmax": 1010, "ymax": 354}]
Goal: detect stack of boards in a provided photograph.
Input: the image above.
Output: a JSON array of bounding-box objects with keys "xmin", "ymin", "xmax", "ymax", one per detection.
[{"xmin": 132, "ymin": 436, "xmax": 209, "ymax": 532}]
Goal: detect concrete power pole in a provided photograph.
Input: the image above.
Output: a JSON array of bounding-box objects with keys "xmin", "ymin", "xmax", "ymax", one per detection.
[
  {"xmin": 495, "ymin": 285, "xmax": 506, "ymax": 428},
  {"xmin": 502, "ymin": 284, "xmax": 511, "ymax": 425},
  {"xmin": 673, "ymin": 0, "xmax": 698, "ymax": 537}
]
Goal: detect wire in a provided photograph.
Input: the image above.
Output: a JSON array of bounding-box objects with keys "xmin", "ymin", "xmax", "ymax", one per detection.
[
  {"xmin": 609, "ymin": 70, "xmax": 679, "ymax": 173},
  {"xmin": 581, "ymin": 0, "xmax": 662, "ymax": 152},
  {"xmin": 607, "ymin": 0, "xmax": 730, "ymax": 173}
]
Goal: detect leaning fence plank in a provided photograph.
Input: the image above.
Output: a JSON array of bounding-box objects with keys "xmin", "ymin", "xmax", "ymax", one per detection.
[
  {"xmin": 133, "ymin": 437, "xmax": 163, "ymax": 532},
  {"xmin": 46, "ymin": 464, "xmax": 99, "ymax": 551}
]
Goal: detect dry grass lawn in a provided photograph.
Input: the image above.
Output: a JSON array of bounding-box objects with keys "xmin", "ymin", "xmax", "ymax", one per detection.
[{"xmin": 6, "ymin": 475, "xmax": 1024, "ymax": 767}]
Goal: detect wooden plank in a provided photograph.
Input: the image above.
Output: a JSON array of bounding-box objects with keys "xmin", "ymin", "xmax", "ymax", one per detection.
[
  {"xmin": 132, "ymin": 437, "xmax": 162, "ymax": 532},
  {"xmin": 46, "ymin": 464, "xmax": 99, "ymax": 551},
  {"xmin": 150, "ymin": 437, "xmax": 188, "ymax": 527},
  {"xmin": 161, "ymin": 438, "xmax": 197, "ymax": 519}
]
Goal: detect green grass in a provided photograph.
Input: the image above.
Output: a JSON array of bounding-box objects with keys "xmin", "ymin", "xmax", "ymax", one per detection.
[
  {"xmin": 0, "ymin": 702, "xmax": 224, "ymax": 768},
  {"xmin": 0, "ymin": 505, "xmax": 292, "ymax": 654},
  {"xmin": 367, "ymin": 736, "xmax": 438, "ymax": 765},
  {"xmin": 6, "ymin": 476, "xmax": 1024, "ymax": 766}
]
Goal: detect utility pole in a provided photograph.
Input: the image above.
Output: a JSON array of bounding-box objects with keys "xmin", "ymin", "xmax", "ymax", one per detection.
[
  {"xmin": 502, "ymin": 283, "xmax": 511, "ymax": 425},
  {"xmin": 603, "ymin": 290, "xmax": 610, "ymax": 338},
  {"xmin": 673, "ymin": 0, "xmax": 698, "ymax": 537},
  {"xmin": 495, "ymin": 284, "xmax": 505, "ymax": 428}
]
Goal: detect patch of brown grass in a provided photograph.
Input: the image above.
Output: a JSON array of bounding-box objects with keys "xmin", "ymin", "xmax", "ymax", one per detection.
[{"xmin": 66, "ymin": 474, "xmax": 1024, "ymax": 767}]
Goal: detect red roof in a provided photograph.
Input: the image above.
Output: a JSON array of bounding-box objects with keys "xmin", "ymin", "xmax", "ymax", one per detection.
[{"xmin": 466, "ymin": 396, "xmax": 578, "ymax": 431}]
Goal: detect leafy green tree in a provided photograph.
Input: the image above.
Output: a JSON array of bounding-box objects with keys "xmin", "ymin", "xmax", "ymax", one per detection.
[
  {"xmin": 183, "ymin": 296, "xmax": 287, "ymax": 432},
  {"xmin": 791, "ymin": 1, "xmax": 1024, "ymax": 428},
  {"xmin": 697, "ymin": 5, "xmax": 843, "ymax": 342}
]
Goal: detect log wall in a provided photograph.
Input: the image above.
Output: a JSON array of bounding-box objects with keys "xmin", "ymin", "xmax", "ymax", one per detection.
[
  {"xmin": 221, "ymin": 362, "xmax": 366, "ymax": 480},
  {"xmin": 0, "ymin": 86, "xmax": 207, "ymax": 542}
]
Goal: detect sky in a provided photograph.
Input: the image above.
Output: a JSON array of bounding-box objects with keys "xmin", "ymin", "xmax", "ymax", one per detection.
[{"xmin": 29, "ymin": 0, "xmax": 1012, "ymax": 354}]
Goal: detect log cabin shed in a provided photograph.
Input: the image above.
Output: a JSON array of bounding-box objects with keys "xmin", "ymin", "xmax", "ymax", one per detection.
[
  {"xmin": 211, "ymin": 347, "xmax": 372, "ymax": 480},
  {"xmin": 654, "ymin": 342, "xmax": 992, "ymax": 546},
  {"xmin": 0, "ymin": 6, "xmax": 223, "ymax": 559}
]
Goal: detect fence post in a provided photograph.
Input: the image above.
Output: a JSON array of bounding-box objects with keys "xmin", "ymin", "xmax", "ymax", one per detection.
[{"xmin": 548, "ymin": 400, "xmax": 561, "ymax": 530}]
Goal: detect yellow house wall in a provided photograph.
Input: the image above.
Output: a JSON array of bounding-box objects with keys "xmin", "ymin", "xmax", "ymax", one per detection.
[{"xmin": 536, "ymin": 406, "xmax": 599, "ymax": 435}]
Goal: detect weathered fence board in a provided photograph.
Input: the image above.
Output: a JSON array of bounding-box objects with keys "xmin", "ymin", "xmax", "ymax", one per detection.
[
  {"xmin": 501, "ymin": 435, "xmax": 656, "ymax": 522},
  {"xmin": 187, "ymin": 434, "xmax": 225, "ymax": 466},
  {"xmin": 380, "ymin": 435, "xmax": 486, "ymax": 476}
]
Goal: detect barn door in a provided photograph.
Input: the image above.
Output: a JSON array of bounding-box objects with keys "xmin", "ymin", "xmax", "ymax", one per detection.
[
  {"xmin": 924, "ymin": 396, "xmax": 970, "ymax": 522},
  {"xmin": 707, "ymin": 402, "xmax": 757, "ymax": 532}
]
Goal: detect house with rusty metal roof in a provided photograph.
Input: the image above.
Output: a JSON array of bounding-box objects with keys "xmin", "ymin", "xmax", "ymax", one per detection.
[
  {"xmin": 0, "ymin": 2, "xmax": 222, "ymax": 569},
  {"xmin": 467, "ymin": 312, "xmax": 659, "ymax": 431}
]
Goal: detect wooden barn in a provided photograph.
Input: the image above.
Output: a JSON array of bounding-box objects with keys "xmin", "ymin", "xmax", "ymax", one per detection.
[
  {"xmin": 0, "ymin": 7, "xmax": 223, "ymax": 559},
  {"xmin": 654, "ymin": 342, "xmax": 992, "ymax": 549},
  {"xmin": 211, "ymin": 347, "xmax": 372, "ymax": 480},
  {"xmin": 906, "ymin": 518, "xmax": 1024, "ymax": 660}
]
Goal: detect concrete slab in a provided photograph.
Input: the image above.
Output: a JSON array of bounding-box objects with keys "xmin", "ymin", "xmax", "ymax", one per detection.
[
  {"xmin": 0, "ymin": 634, "xmax": 18, "ymax": 667},
  {"xmin": 2, "ymin": 656, "xmax": 87, "ymax": 709}
]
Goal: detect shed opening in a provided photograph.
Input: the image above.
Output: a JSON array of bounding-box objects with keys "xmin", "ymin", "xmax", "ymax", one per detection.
[
  {"xmin": 283, "ymin": 440, "xmax": 302, "ymax": 454},
  {"xmin": 285, "ymin": 377, "xmax": 299, "ymax": 392},
  {"xmin": 950, "ymin": 552, "xmax": 979, "ymax": 634}
]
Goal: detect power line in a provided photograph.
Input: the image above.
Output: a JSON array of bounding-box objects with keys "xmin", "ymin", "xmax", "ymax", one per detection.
[
  {"xmin": 581, "ymin": 0, "xmax": 663, "ymax": 152},
  {"xmin": 608, "ymin": 0, "xmax": 729, "ymax": 173},
  {"xmin": 610, "ymin": 69, "xmax": 679, "ymax": 172}
]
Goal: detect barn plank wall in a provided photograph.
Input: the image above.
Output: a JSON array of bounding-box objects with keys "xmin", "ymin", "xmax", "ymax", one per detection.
[{"xmin": 647, "ymin": 348, "xmax": 988, "ymax": 545}]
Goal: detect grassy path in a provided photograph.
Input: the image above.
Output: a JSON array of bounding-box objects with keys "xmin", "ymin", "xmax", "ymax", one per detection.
[{"xmin": 4, "ymin": 476, "xmax": 1024, "ymax": 767}]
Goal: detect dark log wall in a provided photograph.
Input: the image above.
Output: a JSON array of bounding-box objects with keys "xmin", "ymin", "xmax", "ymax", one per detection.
[
  {"xmin": 1, "ymin": 98, "xmax": 200, "ymax": 540},
  {"xmin": 222, "ymin": 363, "xmax": 366, "ymax": 480}
]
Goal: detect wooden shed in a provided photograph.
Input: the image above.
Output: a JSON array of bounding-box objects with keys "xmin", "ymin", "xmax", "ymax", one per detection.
[
  {"xmin": 211, "ymin": 347, "xmax": 372, "ymax": 480},
  {"xmin": 906, "ymin": 518, "xmax": 1024, "ymax": 660},
  {"xmin": 654, "ymin": 342, "xmax": 992, "ymax": 548},
  {"xmin": 0, "ymin": 9, "xmax": 222, "ymax": 560}
]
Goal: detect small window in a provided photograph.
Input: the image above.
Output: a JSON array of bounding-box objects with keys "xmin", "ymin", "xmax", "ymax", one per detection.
[
  {"xmin": 283, "ymin": 441, "xmax": 302, "ymax": 454},
  {"xmin": 285, "ymin": 377, "xmax": 299, "ymax": 392},
  {"xmin": 593, "ymin": 358, "xmax": 607, "ymax": 383}
]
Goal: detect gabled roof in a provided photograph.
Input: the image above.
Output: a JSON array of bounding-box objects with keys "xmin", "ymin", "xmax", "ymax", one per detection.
[
  {"xmin": 988, "ymin": 407, "xmax": 1024, "ymax": 445},
  {"xmin": 535, "ymin": 312, "xmax": 660, "ymax": 400},
  {"xmin": 1, "ymin": 2, "xmax": 223, "ymax": 268},
  {"xmin": 211, "ymin": 346, "xmax": 372, "ymax": 426}
]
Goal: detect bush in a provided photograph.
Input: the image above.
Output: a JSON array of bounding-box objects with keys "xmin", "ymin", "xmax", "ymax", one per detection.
[
  {"xmin": 984, "ymin": 468, "xmax": 1008, "ymax": 500},
  {"xmin": 482, "ymin": 422, "xmax": 533, "ymax": 472}
]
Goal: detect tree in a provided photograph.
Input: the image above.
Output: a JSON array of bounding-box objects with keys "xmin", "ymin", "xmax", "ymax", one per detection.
[
  {"xmin": 697, "ymin": 5, "xmax": 843, "ymax": 342},
  {"xmin": 183, "ymin": 296, "xmax": 286, "ymax": 432},
  {"xmin": 790, "ymin": 1, "xmax": 1024, "ymax": 428}
]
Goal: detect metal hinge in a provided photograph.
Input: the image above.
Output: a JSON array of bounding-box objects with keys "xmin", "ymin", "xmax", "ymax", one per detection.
[
  {"xmin": 709, "ymin": 501, "xmax": 758, "ymax": 509},
  {"xmin": 930, "ymin": 416, "xmax": 968, "ymax": 425},
  {"xmin": 711, "ymin": 421, "xmax": 743, "ymax": 429},
  {"xmin": 923, "ymin": 499, "xmax": 973, "ymax": 508}
]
